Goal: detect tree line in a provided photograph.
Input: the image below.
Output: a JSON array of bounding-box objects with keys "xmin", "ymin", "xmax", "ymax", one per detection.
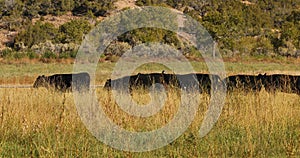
[
  {"xmin": 1, "ymin": 0, "xmax": 300, "ymax": 60},
  {"xmin": 136, "ymin": 0, "xmax": 300, "ymax": 57}
]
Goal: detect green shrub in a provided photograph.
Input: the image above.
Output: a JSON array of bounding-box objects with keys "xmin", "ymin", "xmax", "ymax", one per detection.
[
  {"xmin": 26, "ymin": 51, "xmax": 38, "ymax": 59},
  {"xmin": 14, "ymin": 21, "xmax": 58, "ymax": 48},
  {"xmin": 41, "ymin": 51, "xmax": 57, "ymax": 59},
  {"xmin": 69, "ymin": 50, "xmax": 78, "ymax": 58},
  {"xmin": 13, "ymin": 52, "xmax": 26, "ymax": 59},
  {"xmin": 0, "ymin": 48, "xmax": 14, "ymax": 58},
  {"xmin": 183, "ymin": 46, "xmax": 202, "ymax": 58},
  {"xmin": 0, "ymin": 50, "xmax": 26, "ymax": 60},
  {"xmin": 58, "ymin": 19, "xmax": 92, "ymax": 44},
  {"xmin": 58, "ymin": 52, "xmax": 70, "ymax": 59},
  {"xmin": 118, "ymin": 28, "xmax": 180, "ymax": 47},
  {"xmin": 58, "ymin": 50, "xmax": 78, "ymax": 59}
]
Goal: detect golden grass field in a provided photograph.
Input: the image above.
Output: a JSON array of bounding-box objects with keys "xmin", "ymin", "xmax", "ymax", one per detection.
[{"xmin": 0, "ymin": 61, "xmax": 300, "ymax": 157}]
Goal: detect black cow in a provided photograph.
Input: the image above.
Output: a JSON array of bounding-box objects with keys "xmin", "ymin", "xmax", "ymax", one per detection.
[
  {"xmin": 133, "ymin": 72, "xmax": 164, "ymax": 88},
  {"xmin": 104, "ymin": 72, "xmax": 164, "ymax": 91},
  {"xmin": 163, "ymin": 73, "xmax": 205, "ymax": 92},
  {"xmin": 33, "ymin": 72, "xmax": 90, "ymax": 92},
  {"xmin": 104, "ymin": 72, "xmax": 195, "ymax": 92},
  {"xmin": 224, "ymin": 74, "xmax": 265, "ymax": 92},
  {"xmin": 104, "ymin": 71, "xmax": 225, "ymax": 94},
  {"xmin": 169, "ymin": 73, "xmax": 225, "ymax": 93},
  {"xmin": 262, "ymin": 74, "xmax": 300, "ymax": 95},
  {"xmin": 104, "ymin": 75, "xmax": 138, "ymax": 91},
  {"xmin": 197, "ymin": 73, "xmax": 226, "ymax": 93}
]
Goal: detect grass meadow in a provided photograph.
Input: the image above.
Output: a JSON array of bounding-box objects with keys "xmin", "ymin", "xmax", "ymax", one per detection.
[{"xmin": 0, "ymin": 61, "xmax": 300, "ymax": 157}]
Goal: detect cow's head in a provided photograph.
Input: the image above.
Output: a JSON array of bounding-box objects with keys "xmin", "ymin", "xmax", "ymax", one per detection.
[{"xmin": 33, "ymin": 75, "xmax": 48, "ymax": 88}]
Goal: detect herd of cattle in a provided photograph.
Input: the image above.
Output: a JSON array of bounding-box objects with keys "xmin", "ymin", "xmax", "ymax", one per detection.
[{"xmin": 33, "ymin": 71, "xmax": 300, "ymax": 95}]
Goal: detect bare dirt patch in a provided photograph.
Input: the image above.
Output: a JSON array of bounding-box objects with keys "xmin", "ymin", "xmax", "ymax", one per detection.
[{"xmin": 114, "ymin": 0, "xmax": 138, "ymax": 12}]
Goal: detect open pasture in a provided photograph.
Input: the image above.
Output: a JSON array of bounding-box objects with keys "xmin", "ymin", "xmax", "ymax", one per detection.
[
  {"xmin": 1, "ymin": 61, "xmax": 300, "ymax": 85},
  {"xmin": 0, "ymin": 61, "xmax": 300, "ymax": 157}
]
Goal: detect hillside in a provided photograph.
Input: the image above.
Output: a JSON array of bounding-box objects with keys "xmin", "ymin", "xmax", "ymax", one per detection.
[{"xmin": 0, "ymin": 0, "xmax": 300, "ymax": 60}]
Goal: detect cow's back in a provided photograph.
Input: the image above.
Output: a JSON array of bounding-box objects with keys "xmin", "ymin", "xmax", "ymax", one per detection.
[
  {"xmin": 48, "ymin": 74, "xmax": 72, "ymax": 91},
  {"xmin": 225, "ymin": 75, "xmax": 263, "ymax": 92},
  {"xmin": 72, "ymin": 72, "xmax": 90, "ymax": 91}
]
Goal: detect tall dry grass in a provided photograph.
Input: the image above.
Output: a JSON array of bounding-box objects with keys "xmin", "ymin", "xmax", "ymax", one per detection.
[{"xmin": 0, "ymin": 87, "xmax": 299, "ymax": 157}]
